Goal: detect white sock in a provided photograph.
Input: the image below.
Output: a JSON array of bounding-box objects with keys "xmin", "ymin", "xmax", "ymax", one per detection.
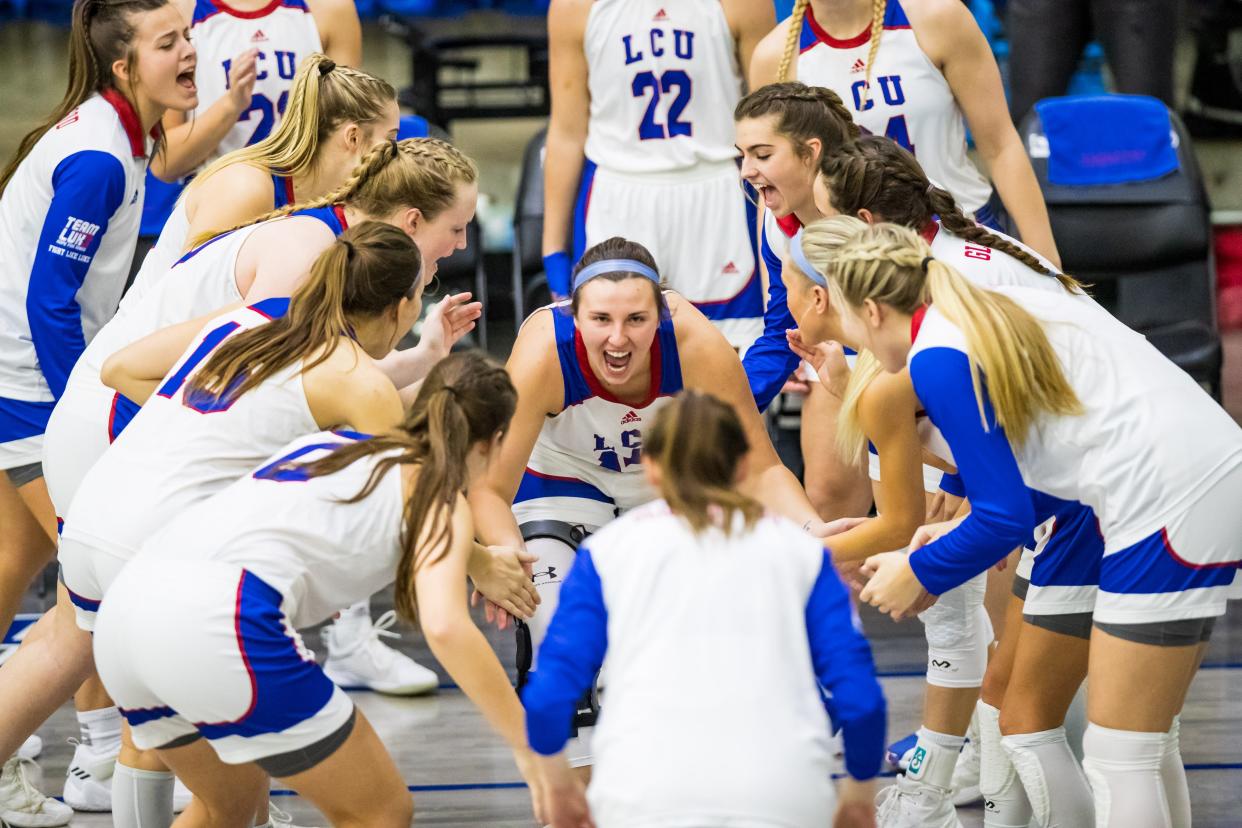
[
  {"xmin": 76, "ymin": 706, "xmax": 122, "ymax": 756},
  {"xmin": 111, "ymin": 763, "xmax": 173, "ymax": 828},
  {"xmin": 906, "ymin": 727, "xmax": 965, "ymax": 790},
  {"xmin": 1161, "ymin": 717, "xmax": 1191, "ymax": 828},
  {"xmin": 977, "ymin": 701, "xmax": 1031, "ymax": 828},
  {"xmin": 1002, "ymin": 726, "xmax": 1094, "ymax": 827},
  {"xmin": 1082, "ymin": 723, "xmax": 1171, "ymax": 828}
]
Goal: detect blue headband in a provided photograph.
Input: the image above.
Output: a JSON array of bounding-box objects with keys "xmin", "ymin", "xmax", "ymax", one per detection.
[
  {"xmin": 572, "ymin": 258, "xmax": 661, "ymax": 292},
  {"xmin": 789, "ymin": 230, "xmax": 827, "ymax": 287}
]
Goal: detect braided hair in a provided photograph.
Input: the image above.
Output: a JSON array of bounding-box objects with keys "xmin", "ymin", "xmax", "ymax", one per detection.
[
  {"xmin": 820, "ymin": 136, "xmax": 1083, "ymax": 293},
  {"xmin": 734, "ymin": 81, "xmax": 861, "ymax": 162},
  {"xmin": 192, "ymin": 137, "xmax": 478, "ymax": 247},
  {"xmin": 776, "ymin": 0, "xmax": 887, "ymax": 109}
]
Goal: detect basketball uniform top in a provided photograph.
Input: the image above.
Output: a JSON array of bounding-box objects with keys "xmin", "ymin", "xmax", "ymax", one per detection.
[
  {"xmin": 515, "ymin": 302, "xmax": 683, "ymax": 517},
  {"xmin": 796, "ymin": 1, "xmax": 993, "ymax": 212},
  {"xmin": 68, "ymin": 204, "xmax": 347, "ymax": 396},
  {"xmin": 0, "ymin": 92, "xmax": 150, "ymax": 403},
  {"xmin": 189, "ymin": 0, "xmax": 322, "ymax": 165},
  {"xmin": 61, "ymin": 298, "xmax": 320, "ymax": 559},
  {"xmin": 138, "ymin": 430, "xmax": 404, "ymax": 630},
  {"xmin": 522, "ymin": 500, "xmax": 886, "ymax": 819},
  {"xmin": 908, "ymin": 289, "xmax": 1242, "ymax": 594},
  {"xmin": 132, "ymin": 172, "xmax": 295, "ymax": 307},
  {"xmin": 583, "ymin": 0, "xmax": 743, "ymax": 174}
]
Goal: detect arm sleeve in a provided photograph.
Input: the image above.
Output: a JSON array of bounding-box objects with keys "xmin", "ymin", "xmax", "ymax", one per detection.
[
  {"xmin": 521, "ymin": 546, "xmax": 609, "ymax": 756},
  {"xmin": 740, "ymin": 223, "xmax": 803, "ymax": 412},
  {"xmin": 27, "ymin": 150, "xmax": 127, "ymax": 399},
  {"xmin": 805, "ymin": 550, "xmax": 887, "ymax": 781},
  {"xmin": 939, "ymin": 471, "xmax": 966, "ymax": 498},
  {"xmin": 907, "ymin": 348, "xmax": 1036, "ymax": 595}
]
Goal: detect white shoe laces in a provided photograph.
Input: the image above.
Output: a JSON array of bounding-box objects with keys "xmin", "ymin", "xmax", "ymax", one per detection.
[{"xmin": 2, "ymin": 757, "xmax": 57, "ymax": 812}]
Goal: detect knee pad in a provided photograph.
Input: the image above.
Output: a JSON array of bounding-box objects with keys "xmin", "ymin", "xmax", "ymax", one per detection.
[
  {"xmin": 922, "ymin": 597, "xmax": 992, "ymax": 688},
  {"xmin": 978, "ymin": 702, "xmax": 1031, "ymax": 828},
  {"xmin": 1082, "ymin": 723, "xmax": 1167, "ymax": 828}
]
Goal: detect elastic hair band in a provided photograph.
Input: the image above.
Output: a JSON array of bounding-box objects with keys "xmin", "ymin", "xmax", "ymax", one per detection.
[
  {"xmin": 572, "ymin": 258, "xmax": 660, "ymax": 292},
  {"xmin": 319, "ymin": 59, "xmax": 336, "ymax": 76},
  {"xmin": 921, "ymin": 256, "xmax": 934, "ymax": 274},
  {"xmin": 790, "ymin": 231, "xmax": 827, "ymax": 287}
]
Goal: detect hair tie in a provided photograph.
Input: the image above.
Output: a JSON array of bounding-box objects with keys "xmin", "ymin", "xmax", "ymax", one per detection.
[
  {"xmin": 572, "ymin": 258, "xmax": 660, "ymax": 292},
  {"xmin": 318, "ymin": 59, "xmax": 336, "ymax": 77},
  {"xmin": 790, "ymin": 231, "xmax": 827, "ymax": 287},
  {"xmin": 926, "ymin": 183, "xmax": 936, "ymax": 196},
  {"xmin": 921, "ymin": 256, "xmax": 934, "ymax": 274},
  {"xmin": 389, "ymin": 138, "xmax": 401, "ymax": 156},
  {"xmin": 340, "ymin": 239, "xmax": 355, "ymax": 261}
]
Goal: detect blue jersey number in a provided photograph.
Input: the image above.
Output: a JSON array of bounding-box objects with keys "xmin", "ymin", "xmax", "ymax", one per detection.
[
  {"xmin": 593, "ymin": 429, "xmax": 642, "ymax": 472},
  {"xmin": 155, "ymin": 321, "xmax": 243, "ymax": 414},
  {"xmin": 632, "ymin": 70, "xmax": 693, "ymax": 140},
  {"xmin": 237, "ymin": 90, "xmax": 290, "ymax": 147},
  {"xmin": 884, "ymin": 114, "xmax": 915, "ymax": 155}
]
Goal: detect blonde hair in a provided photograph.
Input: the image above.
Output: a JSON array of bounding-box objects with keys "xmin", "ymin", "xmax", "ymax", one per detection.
[
  {"xmin": 788, "ymin": 216, "xmax": 872, "ymax": 464},
  {"xmin": 830, "ymin": 223, "xmax": 1083, "ymax": 446},
  {"xmin": 192, "ymin": 54, "xmax": 396, "ymax": 192},
  {"xmin": 777, "ymin": 0, "xmax": 887, "ymax": 108},
  {"xmin": 192, "ymin": 137, "xmax": 478, "ymax": 247}
]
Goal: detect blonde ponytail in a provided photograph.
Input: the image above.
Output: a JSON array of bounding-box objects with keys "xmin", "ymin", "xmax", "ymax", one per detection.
[
  {"xmin": 836, "ymin": 349, "xmax": 884, "ymax": 466},
  {"xmin": 192, "ymin": 55, "xmax": 396, "ymax": 193},
  {"xmin": 830, "ymin": 224, "xmax": 1082, "ymax": 446},
  {"xmin": 860, "ymin": 0, "xmax": 887, "ymax": 108},
  {"xmin": 776, "ymin": 0, "xmax": 810, "ymax": 82}
]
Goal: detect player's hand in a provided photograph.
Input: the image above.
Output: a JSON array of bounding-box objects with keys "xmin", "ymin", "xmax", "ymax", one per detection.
[
  {"xmin": 469, "ymin": 545, "xmax": 538, "ymax": 622},
  {"xmin": 834, "ymin": 778, "xmax": 877, "ymax": 828},
  {"xmin": 512, "ymin": 749, "xmax": 551, "ymax": 826},
  {"xmin": 421, "ymin": 292, "xmax": 482, "ymax": 360},
  {"xmin": 806, "ymin": 516, "xmax": 869, "ymax": 539},
  {"xmin": 787, "ymin": 332, "xmax": 851, "ymax": 401},
  {"xmin": 533, "ymin": 753, "xmax": 595, "ymax": 828},
  {"xmin": 859, "ymin": 551, "xmax": 930, "ymax": 620},
  {"xmin": 834, "ymin": 557, "xmax": 868, "ymax": 593},
  {"xmin": 225, "ymin": 49, "xmax": 259, "ymax": 114}
]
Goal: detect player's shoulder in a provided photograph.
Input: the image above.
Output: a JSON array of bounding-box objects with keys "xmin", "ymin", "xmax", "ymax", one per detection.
[
  {"xmin": 304, "ymin": 0, "xmax": 355, "ymax": 26},
  {"xmin": 749, "ymin": 16, "xmax": 795, "ymax": 85},
  {"xmin": 42, "ymin": 97, "xmax": 129, "ymax": 160}
]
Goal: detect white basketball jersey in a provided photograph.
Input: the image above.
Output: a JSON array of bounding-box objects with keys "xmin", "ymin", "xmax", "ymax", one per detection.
[
  {"xmin": 513, "ymin": 304, "xmax": 683, "ymax": 526},
  {"xmin": 189, "ymin": 0, "xmax": 322, "ymax": 165},
  {"xmin": 583, "ymin": 0, "xmax": 742, "ymax": 173},
  {"xmin": 928, "ymin": 224, "xmax": 1065, "ymax": 294},
  {"xmin": 61, "ymin": 299, "xmax": 316, "ymax": 559},
  {"xmin": 911, "ymin": 292, "xmax": 1242, "ymax": 558},
  {"xmin": 795, "ymin": 1, "xmax": 993, "ymax": 212},
  {"xmin": 140, "ymin": 431, "xmax": 404, "ymax": 630}
]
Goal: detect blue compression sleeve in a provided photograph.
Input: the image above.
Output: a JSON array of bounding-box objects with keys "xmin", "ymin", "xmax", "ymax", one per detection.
[
  {"xmin": 543, "ymin": 251, "xmax": 572, "ymax": 300},
  {"xmin": 28, "ymin": 150, "xmax": 126, "ymax": 399},
  {"xmin": 907, "ymin": 348, "xmax": 1036, "ymax": 595},
  {"xmin": 939, "ymin": 471, "xmax": 966, "ymax": 498},
  {"xmin": 521, "ymin": 547, "xmax": 609, "ymax": 756},
  {"xmin": 805, "ymin": 550, "xmax": 886, "ymax": 781},
  {"xmin": 741, "ymin": 223, "xmax": 802, "ymax": 411}
]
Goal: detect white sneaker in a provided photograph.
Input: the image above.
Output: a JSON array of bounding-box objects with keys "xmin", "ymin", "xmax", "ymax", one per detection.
[
  {"xmin": 267, "ymin": 801, "xmax": 322, "ymax": 827},
  {"xmin": 876, "ymin": 776, "xmax": 964, "ymax": 828},
  {"xmin": 0, "ymin": 757, "xmax": 73, "ymax": 827},
  {"xmin": 62, "ymin": 739, "xmax": 115, "ymax": 812},
  {"xmin": 16, "ymin": 736, "xmax": 41, "ymax": 761},
  {"xmin": 950, "ymin": 734, "xmax": 982, "ymax": 806},
  {"xmin": 322, "ymin": 610, "xmax": 438, "ymax": 696}
]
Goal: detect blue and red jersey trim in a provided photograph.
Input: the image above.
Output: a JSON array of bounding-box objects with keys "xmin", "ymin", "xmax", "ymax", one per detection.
[{"xmin": 801, "ymin": 0, "xmax": 911, "ymax": 52}]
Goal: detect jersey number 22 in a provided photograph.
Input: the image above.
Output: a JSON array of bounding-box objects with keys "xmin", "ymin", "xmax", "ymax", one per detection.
[{"xmin": 632, "ymin": 70, "xmax": 693, "ymax": 140}]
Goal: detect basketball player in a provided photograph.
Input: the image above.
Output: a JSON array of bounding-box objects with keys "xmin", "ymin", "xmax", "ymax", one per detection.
[
  {"xmin": 0, "ymin": 2, "xmax": 196, "ymax": 817},
  {"xmin": 542, "ymin": 0, "xmax": 774, "ymax": 351},
  {"xmin": 524, "ymin": 390, "xmax": 885, "ymax": 828}
]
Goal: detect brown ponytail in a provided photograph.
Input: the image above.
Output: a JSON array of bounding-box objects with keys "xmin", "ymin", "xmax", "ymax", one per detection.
[
  {"xmin": 820, "ymin": 136, "xmax": 1084, "ymax": 293},
  {"xmin": 182, "ymin": 222, "xmax": 421, "ymax": 406},
  {"xmin": 191, "ymin": 136, "xmax": 478, "ymax": 247},
  {"xmin": 0, "ymin": 0, "xmax": 169, "ymax": 196},
  {"xmin": 644, "ymin": 390, "xmax": 762, "ymax": 535},
  {"xmin": 776, "ymin": 0, "xmax": 810, "ymax": 82},
  {"xmin": 735, "ymin": 82, "xmax": 861, "ymax": 163},
  {"xmin": 292, "ymin": 351, "xmax": 517, "ymax": 621}
]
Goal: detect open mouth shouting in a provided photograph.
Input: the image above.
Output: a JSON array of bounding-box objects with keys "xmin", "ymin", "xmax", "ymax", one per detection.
[{"xmin": 602, "ymin": 349, "xmax": 632, "ymax": 376}]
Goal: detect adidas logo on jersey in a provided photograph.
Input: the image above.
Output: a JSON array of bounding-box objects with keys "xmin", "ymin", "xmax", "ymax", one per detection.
[
  {"xmin": 652, "ymin": 8, "xmax": 668, "ymax": 21},
  {"xmin": 851, "ymin": 59, "xmax": 866, "ymax": 73},
  {"xmin": 721, "ymin": 261, "xmax": 740, "ymax": 274},
  {"xmin": 621, "ymin": 410, "xmax": 642, "ymax": 425},
  {"xmin": 251, "ymin": 29, "xmax": 268, "ymax": 42}
]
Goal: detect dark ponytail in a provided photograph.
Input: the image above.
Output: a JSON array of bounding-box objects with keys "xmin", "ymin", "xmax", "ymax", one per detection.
[
  {"xmin": 820, "ymin": 136, "xmax": 1084, "ymax": 293},
  {"xmin": 183, "ymin": 221, "xmax": 421, "ymax": 406},
  {"xmin": 293, "ymin": 351, "xmax": 517, "ymax": 621},
  {"xmin": 0, "ymin": 0, "xmax": 169, "ymax": 196},
  {"xmin": 644, "ymin": 390, "xmax": 762, "ymax": 535}
]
